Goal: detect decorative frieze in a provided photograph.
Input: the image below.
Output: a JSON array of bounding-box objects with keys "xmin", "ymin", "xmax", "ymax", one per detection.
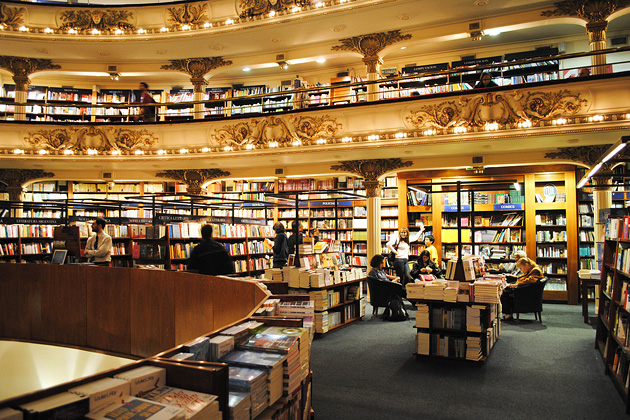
[
  {"xmin": 405, "ymin": 89, "xmax": 588, "ymax": 130},
  {"xmin": 0, "ymin": 4, "xmax": 25, "ymax": 28},
  {"xmin": 24, "ymin": 126, "xmax": 158, "ymax": 153},
  {"xmin": 545, "ymin": 144, "xmax": 613, "ymax": 167},
  {"xmin": 210, "ymin": 115, "xmax": 342, "ymax": 148},
  {"xmin": 156, "ymin": 169, "xmax": 230, "ymax": 195},
  {"xmin": 59, "ymin": 9, "xmax": 135, "ymax": 31},
  {"xmin": 167, "ymin": 3, "xmax": 209, "ymax": 27},
  {"xmin": 238, "ymin": 0, "xmax": 311, "ymax": 19}
]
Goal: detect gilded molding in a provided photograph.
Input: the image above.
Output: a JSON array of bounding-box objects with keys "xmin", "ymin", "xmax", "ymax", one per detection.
[
  {"xmin": 238, "ymin": 0, "xmax": 311, "ymax": 19},
  {"xmin": 331, "ymin": 159, "xmax": 413, "ymax": 182},
  {"xmin": 0, "ymin": 56, "xmax": 61, "ymax": 90},
  {"xmin": 167, "ymin": 3, "xmax": 209, "ymax": 27},
  {"xmin": 405, "ymin": 89, "xmax": 588, "ymax": 130},
  {"xmin": 0, "ymin": 4, "xmax": 25, "ymax": 28},
  {"xmin": 332, "ymin": 30, "xmax": 412, "ymax": 73},
  {"xmin": 544, "ymin": 144, "xmax": 612, "ymax": 167},
  {"xmin": 0, "ymin": 169, "xmax": 55, "ymax": 201},
  {"xmin": 161, "ymin": 57, "xmax": 232, "ymax": 92},
  {"xmin": 24, "ymin": 126, "xmax": 158, "ymax": 153},
  {"xmin": 541, "ymin": 0, "xmax": 630, "ymax": 21},
  {"xmin": 155, "ymin": 169, "xmax": 230, "ymax": 195},
  {"xmin": 59, "ymin": 9, "xmax": 135, "ymax": 31},
  {"xmin": 210, "ymin": 115, "xmax": 342, "ymax": 147}
]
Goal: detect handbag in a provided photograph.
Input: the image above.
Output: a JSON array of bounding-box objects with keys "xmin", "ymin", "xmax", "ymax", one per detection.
[{"xmin": 387, "ymin": 239, "xmax": 399, "ymax": 266}]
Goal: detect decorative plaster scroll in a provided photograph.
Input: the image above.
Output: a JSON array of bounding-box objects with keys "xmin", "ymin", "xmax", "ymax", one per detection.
[
  {"xmin": 167, "ymin": 3, "xmax": 209, "ymax": 27},
  {"xmin": 59, "ymin": 9, "xmax": 135, "ymax": 31},
  {"xmin": 0, "ymin": 4, "xmax": 25, "ymax": 28},
  {"xmin": 545, "ymin": 144, "xmax": 613, "ymax": 167},
  {"xmin": 541, "ymin": 0, "xmax": 630, "ymax": 21},
  {"xmin": 24, "ymin": 126, "xmax": 158, "ymax": 153},
  {"xmin": 238, "ymin": 0, "xmax": 311, "ymax": 19},
  {"xmin": 210, "ymin": 115, "xmax": 342, "ymax": 147},
  {"xmin": 405, "ymin": 89, "xmax": 588, "ymax": 130},
  {"xmin": 0, "ymin": 56, "xmax": 60, "ymax": 90},
  {"xmin": 156, "ymin": 169, "xmax": 230, "ymax": 195}
]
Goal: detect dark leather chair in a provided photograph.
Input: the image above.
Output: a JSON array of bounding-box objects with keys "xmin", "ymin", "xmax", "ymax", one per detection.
[
  {"xmin": 367, "ymin": 276, "xmax": 404, "ymax": 316},
  {"xmin": 513, "ymin": 278, "xmax": 547, "ymax": 323}
]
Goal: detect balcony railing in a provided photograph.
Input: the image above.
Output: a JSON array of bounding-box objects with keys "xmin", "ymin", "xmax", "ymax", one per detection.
[{"xmin": 1, "ymin": 46, "xmax": 629, "ymax": 123}]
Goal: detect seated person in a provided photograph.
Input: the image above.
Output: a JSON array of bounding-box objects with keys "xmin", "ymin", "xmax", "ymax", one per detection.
[
  {"xmin": 502, "ymin": 249, "xmax": 527, "ymax": 283},
  {"xmin": 501, "ymin": 257, "xmax": 544, "ymax": 319},
  {"xmin": 410, "ymin": 250, "xmax": 443, "ymax": 279},
  {"xmin": 368, "ymin": 254, "xmax": 400, "ymax": 283}
]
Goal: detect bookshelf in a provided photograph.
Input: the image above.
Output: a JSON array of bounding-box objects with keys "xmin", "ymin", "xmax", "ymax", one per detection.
[
  {"xmin": 595, "ymin": 216, "xmax": 630, "ymax": 414},
  {"xmin": 408, "ymin": 297, "xmax": 500, "ymax": 361},
  {"xmin": 306, "ymin": 277, "xmax": 365, "ymax": 334}
]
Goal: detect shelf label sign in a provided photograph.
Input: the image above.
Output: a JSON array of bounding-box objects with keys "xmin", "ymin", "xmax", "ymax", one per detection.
[
  {"xmin": 0, "ymin": 217, "xmax": 60, "ymax": 225},
  {"xmin": 444, "ymin": 205, "xmax": 470, "ymax": 212},
  {"xmin": 310, "ymin": 200, "xmax": 353, "ymax": 207},
  {"xmin": 494, "ymin": 203, "xmax": 522, "ymax": 211},
  {"xmin": 234, "ymin": 217, "xmax": 267, "ymax": 226}
]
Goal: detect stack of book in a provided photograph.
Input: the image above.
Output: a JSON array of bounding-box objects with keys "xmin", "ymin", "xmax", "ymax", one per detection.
[
  {"xmin": 114, "ymin": 366, "xmax": 166, "ymax": 397},
  {"xmin": 309, "ymin": 290, "xmax": 329, "ymax": 311},
  {"xmin": 86, "ymin": 397, "xmax": 185, "ymax": 420},
  {"xmin": 424, "ymin": 282, "xmax": 446, "ymax": 300},
  {"xmin": 221, "ymin": 322, "xmax": 263, "ymax": 346},
  {"xmin": 471, "ymin": 280, "xmax": 502, "ymax": 304},
  {"xmin": 314, "ymin": 311, "xmax": 329, "ymax": 333},
  {"xmin": 443, "ymin": 281, "xmax": 459, "ymax": 303},
  {"xmin": 208, "ymin": 335, "xmax": 235, "ymax": 362},
  {"xmin": 277, "ymin": 301, "xmax": 315, "ymax": 333},
  {"xmin": 143, "ymin": 386, "xmax": 221, "ymax": 420},
  {"xmin": 220, "ymin": 350, "xmax": 285, "ymax": 406},
  {"xmin": 415, "ymin": 304, "xmax": 429, "ymax": 328},
  {"xmin": 229, "ymin": 367, "xmax": 268, "ymax": 418},
  {"xmin": 465, "ymin": 336, "xmax": 483, "ymax": 361},
  {"xmin": 183, "ymin": 337, "xmax": 210, "ymax": 361},
  {"xmin": 238, "ymin": 333, "xmax": 302, "ymax": 395},
  {"xmin": 261, "ymin": 326, "xmax": 311, "ymax": 382},
  {"xmin": 415, "ymin": 332, "xmax": 430, "ymax": 355},
  {"xmin": 19, "ymin": 392, "xmax": 90, "ymax": 420},
  {"xmin": 263, "ymin": 268, "xmax": 284, "ymax": 281},
  {"xmin": 69, "ymin": 378, "xmax": 130, "ymax": 411},
  {"xmin": 466, "ymin": 305, "xmax": 486, "ymax": 332},
  {"xmin": 406, "ymin": 282, "xmax": 426, "ymax": 299}
]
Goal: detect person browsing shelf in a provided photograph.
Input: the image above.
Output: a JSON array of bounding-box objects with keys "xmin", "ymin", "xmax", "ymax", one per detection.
[
  {"xmin": 501, "ymin": 257, "xmax": 544, "ymax": 319},
  {"xmin": 187, "ymin": 224, "xmax": 235, "ymax": 275},
  {"xmin": 424, "ymin": 235, "xmax": 438, "ymax": 263},
  {"xmin": 265, "ymin": 222, "xmax": 289, "ymax": 269},
  {"xmin": 474, "ymin": 72, "xmax": 498, "ymax": 89},
  {"xmin": 137, "ymin": 82, "xmax": 157, "ymax": 122},
  {"xmin": 387, "ymin": 227, "xmax": 422, "ymax": 285},
  {"xmin": 369, "ymin": 254, "xmax": 399, "ymax": 283},
  {"xmin": 410, "ymin": 250, "xmax": 443, "ymax": 280},
  {"xmin": 287, "ymin": 222, "xmax": 304, "ymax": 255},
  {"xmin": 84, "ymin": 217, "xmax": 112, "ymax": 266}
]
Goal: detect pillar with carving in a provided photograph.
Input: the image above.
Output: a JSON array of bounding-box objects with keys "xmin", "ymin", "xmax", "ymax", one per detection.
[
  {"xmin": 161, "ymin": 57, "xmax": 233, "ymax": 120},
  {"xmin": 587, "ymin": 21, "xmax": 608, "ymax": 75},
  {"xmin": 332, "ymin": 31, "xmax": 411, "ymax": 103},
  {"xmin": 0, "ymin": 57, "xmax": 60, "ymax": 121}
]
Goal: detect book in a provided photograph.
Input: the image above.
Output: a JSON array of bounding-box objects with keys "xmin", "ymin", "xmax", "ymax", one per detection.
[
  {"xmin": 85, "ymin": 397, "xmax": 185, "ymax": 420},
  {"xmin": 19, "ymin": 392, "xmax": 89, "ymax": 420},
  {"xmin": 114, "ymin": 366, "xmax": 166, "ymax": 397},
  {"xmin": 228, "ymin": 367, "xmax": 268, "ymax": 418},
  {"xmin": 142, "ymin": 386, "xmax": 220, "ymax": 420},
  {"xmin": 69, "ymin": 377, "xmax": 130, "ymax": 411}
]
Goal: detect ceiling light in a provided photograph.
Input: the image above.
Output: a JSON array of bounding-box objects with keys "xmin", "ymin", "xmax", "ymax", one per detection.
[
  {"xmin": 292, "ymin": 6, "xmax": 301, "ymax": 12},
  {"xmin": 114, "ymin": 28, "xmax": 123, "ymax": 35},
  {"xmin": 91, "ymin": 29, "xmax": 100, "ymax": 35},
  {"xmin": 224, "ymin": 146, "xmax": 233, "ymax": 151},
  {"xmin": 342, "ymin": 137, "xmax": 352, "ymax": 142},
  {"xmin": 204, "ymin": 22, "xmax": 211, "ymax": 28},
  {"xmin": 395, "ymin": 132, "xmax": 406, "ymax": 139},
  {"xmin": 554, "ymin": 118, "xmax": 567, "ymax": 125},
  {"xmin": 277, "ymin": 61, "xmax": 289, "ymax": 70},
  {"xmin": 316, "ymin": 58, "xmax": 326, "ymax": 63},
  {"xmin": 269, "ymin": 11, "xmax": 276, "ymax": 17},
  {"xmin": 44, "ymin": 28, "xmax": 53, "ymax": 34},
  {"xmin": 591, "ymin": 114, "xmax": 604, "ymax": 122},
  {"xmin": 109, "ymin": 72, "xmax": 120, "ymax": 81},
  {"xmin": 182, "ymin": 24, "xmax": 191, "ymax": 30},
  {"xmin": 87, "ymin": 149, "xmax": 98, "ymax": 155},
  {"xmin": 111, "ymin": 149, "xmax": 121, "ymax": 155},
  {"xmin": 68, "ymin": 28, "xmax": 77, "ymax": 34},
  {"xmin": 179, "ymin": 148, "xmax": 188, "ymax": 154},
  {"xmin": 245, "ymin": 144, "xmax": 255, "ymax": 150},
  {"xmin": 38, "ymin": 149, "xmax": 48, "ymax": 155},
  {"xmin": 225, "ymin": 19, "xmax": 234, "ymax": 25},
  {"xmin": 401, "ymin": 46, "xmax": 407, "ymax": 50},
  {"xmin": 160, "ymin": 27, "xmax": 169, "ymax": 32},
  {"xmin": 519, "ymin": 120, "xmax": 532, "ymax": 128},
  {"xmin": 243, "ymin": 67, "xmax": 251, "ymax": 72},
  {"xmin": 269, "ymin": 141, "xmax": 279, "ymax": 148},
  {"xmin": 134, "ymin": 150, "xmax": 144, "ymax": 155},
  {"xmin": 316, "ymin": 139, "xmax": 326, "ymax": 144},
  {"xmin": 602, "ymin": 143, "xmax": 627, "ymax": 163},
  {"xmin": 424, "ymin": 129, "xmax": 437, "ymax": 136},
  {"xmin": 138, "ymin": 28, "xmax": 146, "ymax": 34},
  {"xmin": 292, "ymin": 140, "xmax": 301, "ymax": 146},
  {"xmin": 201, "ymin": 147, "xmax": 210, "ymax": 153},
  {"xmin": 485, "ymin": 29, "xmax": 502, "ymax": 36},
  {"xmin": 368, "ymin": 135, "xmax": 379, "ymax": 141},
  {"xmin": 157, "ymin": 149, "xmax": 166, "ymax": 155},
  {"xmin": 315, "ymin": 2, "xmax": 324, "ymax": 7},
  {"xmin": 13, "ymin": 148, "xmax": 24, "ymax": 154},
  {"xmin": 19, "ymin": 26, "xmax": 28, "ymax": 32},
  {"xmin": 63, "ymin": 149, "xmax": 74, "ymax": 155}
]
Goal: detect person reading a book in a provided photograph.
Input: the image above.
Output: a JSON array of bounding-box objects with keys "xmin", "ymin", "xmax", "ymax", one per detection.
[
  {"xmin": 501, "ymin": 257, "xmax": 544, "ymax": 319},
  {"xmin": 411, "ymin": 250, "xmax": 442, "ymax": 280},
  {"xmin": 84, "ymin": 217, "xmax": 112, "ymax": 266},
  {"xmin": 500, "ymin": 249, "xmax": 527, "ymax": 282},
  {"xmin": 187, "ymin": 224, "xmax": 235, "ymax": 275},
  {"xmin": 424, "ymin": 235, "xmax": 438, "ymax": 263},
  {"xmin": 266, "ymin": 222, "xmax": 289, "ymax": 269},
  {"xmin": 369, "ymin": 254, "xmax": 399, "ymax": 283},
  {"xmin": 387, "ymin": 227, "xmax": 422, "ymax": 285}
]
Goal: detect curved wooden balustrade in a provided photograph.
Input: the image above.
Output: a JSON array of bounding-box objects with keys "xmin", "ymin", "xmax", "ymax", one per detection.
[{"xmin": 0, "ymin": 264, "xmax": 269, "ymax": 358}]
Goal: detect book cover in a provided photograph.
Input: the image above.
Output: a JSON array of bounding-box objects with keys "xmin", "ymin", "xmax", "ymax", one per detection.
[
  {"xmin": 114, "ymin": 366, "xmax": 166, "ymax": 397},
  {"xmin": 69, "ymin": 378, "xmax": 130, "ymax": 411},
  {"xmin": 142, "ymin": 386, "xmax": 218, "ymax": 420},
  {"xmin": 86, "ymin": 397, "xmax": 185, "ymax": 420}
]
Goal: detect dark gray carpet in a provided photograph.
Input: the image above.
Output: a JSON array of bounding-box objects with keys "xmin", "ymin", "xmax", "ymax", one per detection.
[{"xmin": 310, "ymin": 302, "xmax": 627, "ymax": 420}]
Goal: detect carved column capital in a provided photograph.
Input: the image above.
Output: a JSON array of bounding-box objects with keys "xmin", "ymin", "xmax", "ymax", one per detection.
[
  {"xmin": 0, "ymin": 56, "xmax": 61, "ymax": 90},
  {"xmin": 362, "ymin": 56, "xmax": 383, "ymax": 74},
  {"xmin": 545, "ymin": 145, "xmax": 613, "ymax": 167},
  {"xmin": 331, "ymin": 158, "xmax": 413, "ymax": 198},
  {"xmin": 586, "ymin": 20, "xmax": 608, "ymax": 43},
  {"xmin": 161, "ymin": 57, "xmax": 233, "ymax": 93},
  {"xmin": 0, "ymin": 169, "xmax": 55, "ymax": 201},
  {"xmin": 592, "ymin": 176, "xmax": 613, "ymax": 191},
  {"xmin": 156, "ymin": 169, "xmax": 231, "ymax": 196},
  {"xmin": 332, "ymin": 30, "xmax": 411, "ymax": 75}
]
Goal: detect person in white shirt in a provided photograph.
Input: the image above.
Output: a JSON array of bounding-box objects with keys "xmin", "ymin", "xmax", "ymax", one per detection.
[
  {"xmin": 84, "ymin": 217, "xmax": 112, "ymax": 266},
  {"xmin": 386, "ymin": 227, "xmax": 422, "ymax": 286}
]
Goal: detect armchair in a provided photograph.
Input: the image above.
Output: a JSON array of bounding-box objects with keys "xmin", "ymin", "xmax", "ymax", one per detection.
[
  {"xmin": 366, "ymin": 276, "xmax": 404, "ymax": 316},
  {"xmin": 512, "ymin": 278, "xmax": 547, "ymax": 324}
]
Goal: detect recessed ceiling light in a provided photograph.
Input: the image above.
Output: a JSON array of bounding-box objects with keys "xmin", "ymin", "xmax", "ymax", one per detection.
[
  {"xmin": 316, "ymin": 58, "xmax": 326, "ymax": 63},
  {"xmin": 243, "ymin": 67, "xmax": 251, "ymax": 72},
  {"xmin": 401, "ymin": 46, "xmax": 407, "ymax": 50},
  {"xmin": 485, "ymin": 29, "xmax": 502, "ymax": 36}
]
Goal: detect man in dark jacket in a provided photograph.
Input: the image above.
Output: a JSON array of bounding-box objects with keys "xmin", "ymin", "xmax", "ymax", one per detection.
[{"xmin": 187, "ymin": 225, "xmax": 235, "ymax": 275}]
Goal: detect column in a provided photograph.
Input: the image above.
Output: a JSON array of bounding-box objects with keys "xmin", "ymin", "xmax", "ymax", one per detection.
[
  {"xmin": 587, "ymin": 21, "xmax": 608, "ymax": 75},
  {"xmin": 13, "ymin": 75, "xmax": 28, "ymax": 121},
  {"xmin": 192, "ymin": 78, "xmax": 205, "ymax": 120},
  {"xmin": 364, "ymin": 180, "xmax": 383, "ymax": 263},
  {"xmin": 363, "ymin": 56, "xmax": 382, "ymax": 103}
]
